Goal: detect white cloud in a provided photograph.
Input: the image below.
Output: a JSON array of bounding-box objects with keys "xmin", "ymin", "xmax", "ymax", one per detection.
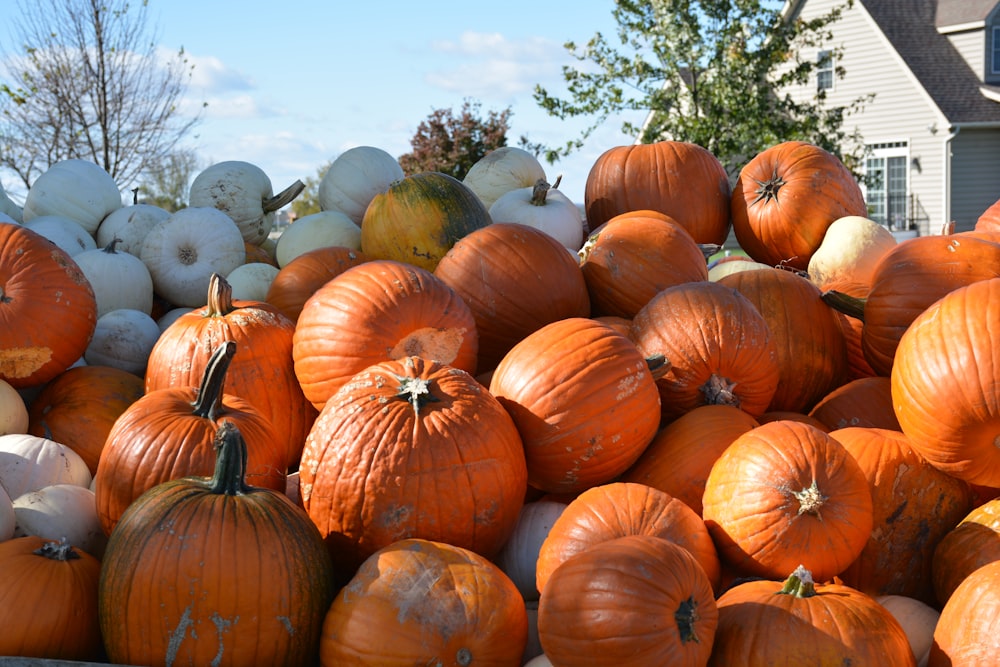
[{"xmin": 179, "ymin": 51, "xmax": 256, "ymax": 94}]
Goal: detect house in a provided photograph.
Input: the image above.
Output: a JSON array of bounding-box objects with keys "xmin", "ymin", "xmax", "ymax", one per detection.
[{"xmin": 783, "ymin": 0, "xmax": 1000, "ymax": 235}]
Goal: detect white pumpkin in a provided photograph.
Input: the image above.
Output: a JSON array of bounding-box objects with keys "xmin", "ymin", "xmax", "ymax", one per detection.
[
  {"xmin": 707, "ymin": 255, "xmax": 772, "ymax": 281},
  {"xmin": 189, "ymin": 160, "xmax": 303, "ymax": 246},
  {"xmin": 318, "ymin": 146, "xmax": 404, "ymax": 225},
  {"xmin": 0, "ymin": 181, "xmax": 23, "ymax": 223},
  {"xmin": 156, "ymin": 307, "xmax": 194, "ymax": 333},
  {"xmin": 12, "ymin": 483, "xmax": 107, "ymax": 558},
  {"xmin": 140, "ymin": 206, "xmax": 246, "ymax": 307},
  {"xmin": 0, "ymin": 433, "xmax": 92, "ymax": 500},
  {"xmin": 493, "ymin": 500, "xmax": 568, "ymax": 601},
  {"xmin": 489, "ymin": 179, "xmax": 585, "ymax": 251},
  {"xmin": 876, "ymin": 594, "xmax": 939, "ymax": 667},
  {"xmin": 523, "ymin": 654, "xmax": 553, "ymax": 667},
  {"xmin": 0, "ymin": 484, "xmax": 14, "ymax": 541},
  {"xmin": 463, "ymin": 146, "xmax": 547, "ymax": 211},
  {"xmin": 21, "ymin": 158, "xmax": 122, "ymax": 234},
  {"xmin": 73, "ymin": 239, "xmax": 155, "ymax": 317},
  {"xmin": 807, "ymin": 215, "xmax": 897, "ymax": 288},
  {"xmin": 0, "ymin": 379, "xmax": 28, "ymax": 436},
  {"xmin": 95, "ymin": 203, "xmax": 171, "ymax": 256},
  {"xmin": 226, "ymin": 262, "xmax": 280, "ymax": 302},
  {"xmin": 523, "ymin": 600, "xmax": 543, "ymax": 665},
  {"xmin": 84, "ymin": 308, "xmax": 161, "ymax": 376},
  {"xmin": 23, "ymin": 214, "xmax": 97, "ymax": 256},
  {"xmin": 275, "ymin": 209, "xmax": 361, "ymax": 267}
]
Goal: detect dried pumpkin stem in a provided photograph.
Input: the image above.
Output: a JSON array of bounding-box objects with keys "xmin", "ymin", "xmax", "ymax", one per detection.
[
  {"xmin": 751, "ymin": 168, "xmax": 786, "ymax": 206},
  {"xmin": 778, "ymin": 565, "xmax": 817, "ymax": 598},
  {"xmin": 794, "ymin": 479, "xmax": 828, "ymax": 516},
  {"xmin": 529, "ymin": 178, "xmax": 551, "ymax": 206},
  {"xmin": 208, "ymin": 420, "xmax": 251, "ymax": 496},
  {"xmin": 263, "ymin": 179, "xmax": 306, "ymax": 213},
  {"xmin": 395, "ymin": 375, "xmax": 440, "ymax": 415},
  {"xmin": 674, "ymin": 595, "xmax": 703, "ymax": 644},
  {"xmin": 205, "ymin": 272, "xmax": 236, "ymax": 316},
  {"xmin": 700, "ymin": 374, "xmax": 740, "ymax": 407},
  {"xmin": 33, "ymin": 537, "xmax": 81, "ymax": 561},
  {"xmin": 191, "ymin": 341, "xmax": 237, "ymax": 421},
  {"xmin": 821, "ymin": 289, "xmax": 866, "ymax": 321}
]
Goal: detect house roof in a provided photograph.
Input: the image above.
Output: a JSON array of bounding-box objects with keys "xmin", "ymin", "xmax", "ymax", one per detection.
[{"xmin": 859, "ymin": 0, "xmax": 1000, "ymax": 124}]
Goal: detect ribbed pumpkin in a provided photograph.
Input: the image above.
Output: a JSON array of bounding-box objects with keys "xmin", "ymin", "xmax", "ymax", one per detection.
[
  {"xmin": 975, "ymin": 195, "xmax": 1000, "ymax": 233},
  {"xmin": 831, "ymin": 427, "xmax": 973, "ymax": 604},
  {"xmin": 583, "ymin": 140, "xmax": 731, "ymax": 245},
  {"xmin": 928, "ymin": 559, "xmax": 1000, "ymax": 666},
  {"xmin": 730, "ymin": 140, "xmax": 868, "ymax": 271},
  {"xmin": 320, "ymin": 538, "xmax": 528, "ymax": 667},
  {"xmin": 820, "ymin": 278, "xmax": 877, "ymax": 380},
  {"xmin": 145, "ymin": 272, "xmax": 314, "ymax": 470},
  {"xmin": 534, "ymin": 482, "xmax": 721, "ymax": 595},
  {"xmin": 931, "ymin": 497, "xmax": 1000, "ymax": 606},
  {"xmin": 808, "ymin": 375, "xmax": 900, "ymax": 431},
  {"xmin": 293, "ymin": 259, "xmax": 478, "ymax": 410},
  {"xmin": 892, "ymin": 277, "xmax": 1000, "ymax": 486},
  {"xmin": 489, "ymin": 317, "xmax": 661, "ymax": 495},
  {"xmin": 95, "ymin": 341, "xmax": 286, "ymax": 535},
  {"xmin": 709, "ymin": 566, "xmax": 916, "ymax": 666},
  {"xmin": 620, "ymin": 404, "xmax": 759, "ymax": 516},
  {"xmin": 27, "ymin": 364, "xmax": 145, "ymax": 475},
  {"xmin": 718, "ymin": 266, "xmax": 847, "ymax": 414},
  {"xmin": 264, "ymin": 245, "xmax": 370, "ymax": 322},
  {"xmin": 702, "ymin": 419, "xmax": 873, "ymax": 583},
  {"xmin": 861, "ymin": 233, "xmax": 1000, "ymax": 376},
  {"xmin": 99, "ymin": 421, "xmax": 337, "ymax": 667},
  {"xmin": 538, "ymin": 534, "xmax": 718, "ymax": 667},
  {"xmin": 630, "ymin": 279, "xmax": 780, "ymax": 422},
  {"xmin": 0, "ymin": 536, "xmax": 103, "ymax": 661},
  {"xmin": 299, "ymin": 355, "xmax": 527, "ymax": 572},
  {"xmin": 578, "ymin": 212, "xmax": 709, "ymax": 319},
  {"xmin": 360, "ymin": 171, "xmax": 491, "ymax": 271},
  {"xmin": 0, "ymin": 222, "xmax": 97, "ymax": 388},
  {"xmin": 433, "ymin": 222, "xmax": 591, "ymax": 372}
]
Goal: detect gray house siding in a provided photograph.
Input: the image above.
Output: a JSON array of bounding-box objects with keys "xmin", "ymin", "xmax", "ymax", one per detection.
[{"xmin": 950, "ymin": 128, "xmax": 1000, "ymax": 228}]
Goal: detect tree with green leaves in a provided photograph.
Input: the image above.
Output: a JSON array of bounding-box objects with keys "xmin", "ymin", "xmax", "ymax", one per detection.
[
  {"xmin": 136, "ymin": 148, "xmax": 200, "ymax": 212},
  {"xmin": 290, "ymin": 161, "xmax": 329, "ymax": 220},
  {"xmin": 0, "ymin": 0, "xmax": 203, "ymax": 191},
  {"xmin": 398, "ymin": 100, "xmax": 512, "ymax": 180},
  {"xmin": 530, "ymin": 0, "xmax": 869, "ymax": 179}
]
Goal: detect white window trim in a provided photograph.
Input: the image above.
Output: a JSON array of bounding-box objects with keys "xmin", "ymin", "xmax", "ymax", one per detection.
[
  {"xmin": 863, "ymin": 142, "xmax": 911, "ymax": 231},
  {"xmin": 817, "ymin": 49, "xmax": 835, "ymax": 91}
]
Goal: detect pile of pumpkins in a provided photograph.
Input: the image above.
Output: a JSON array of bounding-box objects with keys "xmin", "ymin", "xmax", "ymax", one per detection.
[{"xmin": 2, "ymin": 138, "xmax": 1000, "ymax": 667}]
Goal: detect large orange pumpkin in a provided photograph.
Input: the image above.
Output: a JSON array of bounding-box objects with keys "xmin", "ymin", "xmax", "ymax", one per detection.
[
  {"xmin": 702, "ymin": 419, "xmax": 873, "ymax": 583},
  {"xmin": 931, "ymin": 497, "xmax": 1000, "ymax": 606},
  {"xmin": 583, "ymin": 140, "xmax": 732, "ymax": 245},
  {"xmin": 293, "ymin": 259, "xmax": 478, "ymax": 410},
  {"xmin": 0, "ymin": 222, "xmax": 97, "ymax": 388},
  {"xmin": 808, "ymin": 375, "xmax": 900, "ymax": 432},
  {"xmin": 730, "ymin": 140, "xmax": 867, "ymax": 270},
  {"xmin": 299, "ymin": 355, "xmax": 527, "ymax": 572},
  {"xmin": 489, "ymin": 317, "xmax": 661, "ymax": 495},
  {"xmin": 975, "ymin": 195, "xmax": 1000, "ymax": 233},
  {"xmin": 928, "ymin": 560, "xmax": 1000, "ymax": 666},
  {"xmin": 264, "ymin": 245, "xmax": 370, "ymax": 323}
]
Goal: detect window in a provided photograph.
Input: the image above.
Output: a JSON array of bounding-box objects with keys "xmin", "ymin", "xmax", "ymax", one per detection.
[
  {"xmin": 817, "ymin": 50, "xmax": 834, "ymax": 90},
  {"xmin": 993, "ymin": 25, "xmax": 1000, "ymax": 74},
  {"xmin": 865, "ymin": 143, "xmax": 909, "ymax": 230}
]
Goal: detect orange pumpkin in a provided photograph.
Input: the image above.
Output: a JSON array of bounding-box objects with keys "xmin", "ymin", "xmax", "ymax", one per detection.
[
  {"xmin": 821, "ymin": 278, "xmax": 877, "ymax": 380},
  {"xmin": 489, "ymin": 317, "xmax": 661, "ymax": 495},
  {"xmin": 293, "ymin": 259, "xmax": 478, "ymax": 410},
  {"xmin": 534, "ymin": 482, "xmax": 721, "ymax": 595},
  {"xmin": 434, "ymin": 222, "xmax": 591, "ymax": 373},
  {"xmin": 264, "ymin": 245, "xmax": 370, "ymax": 323},
  {"xmin": 931, "ymin": 497, "xmax": 1000, "ymax": 606},
  {"xmin": 583, "ymin": 140, "xmax": 732, "ymax": 245},
  {"xmin": 974, "ymin": 195, "xmax": 1000, "ymax": 234},
  {"xmin": 0, "ymin": 222, "xmax": 97, "ymax": 388},
  {"xmin": 320, "ymin": 538, "xmax": 528, "ymax": 666},
  {"xmin": 808, "ymin": 375, "xmax": 900, "ymax": 432},
  {"xmin": 702, "ymin": 419, "xmax": 873, "ymax": 583},
  {"xmin": 538, "ymin": 534, "xmax": 718, "ymax": 667},
  {"xmin": 730, "ymin": 140, "xmax": 867, "ymax": 271},
  {"xmin": 928, "ymin": 559, "xmax": 1000, "ymax": 666}
]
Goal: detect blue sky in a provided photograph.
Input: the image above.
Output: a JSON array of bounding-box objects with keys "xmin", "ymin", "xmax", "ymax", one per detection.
[{"xmin": 1, "ymin": 1, "xmax": 646, "ymax": 205}]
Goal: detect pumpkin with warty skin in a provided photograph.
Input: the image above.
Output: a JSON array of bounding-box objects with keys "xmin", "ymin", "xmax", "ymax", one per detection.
[
  {"xmin": 584, "ymin": 140, "xmax": 732, "ymax": 245},
  {"xmin": 630, "ymin": 279, "xmax": 780, "ymax": 423},
  {"xmin": 0, "ymin": 536, "xmax": 103, "ymax": 661},
  {"xmin": 95, "ymin": 341, "xmax": 287, "ymax": 536},
  {"xmin": 535, "ymin": 482, "xmax": 722, "ymax": 595},
  {"xmin": 538, "ymin": 534, "xmax": 718, "ymax": 667},
  {"xmin": 300, "ymin": 355, "xmax": 527, "ymax": 574},
  {"xmin": 928, "ymin": 559, "xmax": 1000, "ymax": 666},
  {"xmin": 320, "ymin": 538, "xmax": 528, "ymax": 667},
  {"xmin": 489, "ymin": 317, "xmax": 661, "ymax": 495},
  {"xmin": 360, "ymin": 171, "xmax": 492, "ymax": 272},
  {"xmin": 710, "ymin": 566, "xmax": 916, "ymax": 666},
  {"xmin": 730, "ymin": 140, "xmax": 868, "ymax": 271},
  {"xmin": 931, "ymin": 497, "xmax": 1000, "ymax": 606},
  {"xmin": 891, "ymin": 277, "xmax": 1000, "ymax": 487},
  {"xmin": 0, "ymin": 222, "xmax": 97, "ymax": 389},
  {"xmin": 433, "ymin": 222, "xmax": 591, "ymax": 373},
  {"xmin": 99, "ymin": 421, "xmax": 337, "ymax": 667},
  {"xmin": 264, "ymin": 245, "xmax": 371, "ymax": 323},
  {"xmin": 702, "ymin": 419, "xmax": 873, "ymax": 583},
  {"xmin": 293, "ymin": 259, "xmax": 478, "ymax": 410}
]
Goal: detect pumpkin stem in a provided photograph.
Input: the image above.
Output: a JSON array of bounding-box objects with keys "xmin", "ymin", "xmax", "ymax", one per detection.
[
  {"xmin": 33, "ymin": 537, "xmax": 82, "ymax": 561},
  {"xmin": 102, "ymin": 237, "xmax": 123, "ymax": 254},
  {"xmin": 750, "ymin": 168, "xmax": 786, "ymax": 206},
  {"xmin": 529, "ymin": 178, "xmax": 551, "ymax": 207},
  {"xmin": 699, "ymin": 243, "xmax": 722, "ymax": 261},
  {"xmin": 131, "ymin": 187, "xmax": 139, "ymax": 205},
  {"xmin": 674, "ymin": 595, "xmax": 704, "ymax": 644},
  {"xmin": 205, "ymin": 273, "xmax": 236, "ymax": 316},
  {"xmin": 645, "ymin": 354, "xmax": 672, "ymax": 381},
  {"xmin": 209, "ymin": 420, "xmax": 252, "ymax": 496},
  {"xmin": 191, "ymin": 341, "xmax": 237, "ymax": 421},
  {"xmin": 395, "ymin": 375, "xmax": 440, "ymax": 415},
  {"xmin": 700, "ymin": 374, "xmax": 741, "ymax": 408},
  {"xmin": 263, "ymin": 179, "xmax": 306, "ymax": 213},
  {"xmin": 455, "ymin": 648, "xmax": 473, "ymax": 666},
  {"xmin": 777, "ymin": 565, "xmax": 817, "ymax": 598},
  {"xmin": 821, "ymin": 289, "xmax": 866, "ymax": 321},
  {"xmin": 793, "ymin": 479, "xmax": 828, "ymax": 517}
]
